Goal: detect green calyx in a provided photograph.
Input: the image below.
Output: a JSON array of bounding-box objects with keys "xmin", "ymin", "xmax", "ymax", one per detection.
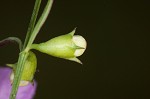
[
  {"xmin": 32, "ymin": 33, "xmax": 75, "ymax": 58},
  {"xmin": 21, "ymin": 51, "xmax": 37, "ymax": 81},
  {"xmin": 8, "ymin": 51, "xmax": 37, "ymax": 82},
  {"xmin": 31, "ymin": 29, "xmax": 82, "ymax": 64}
]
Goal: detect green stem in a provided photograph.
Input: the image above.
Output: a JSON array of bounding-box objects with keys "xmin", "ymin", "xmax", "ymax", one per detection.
[
  {"xmin": 9, "ymin": 0, "xmax": 54, "ymax": 99},
  {"xmin": 23, "ymin": 0, "xmax": 42, "ymax": 50},
  {"xmin": 9, "ymin": 52, "xmax": 28, "ymax": 99},
  {"xmin": 25, "ymin": 0, "xmax": 53, "ymax": 51},
  {"xmin": 0, "ymin": 37, "xmax": 22, "ymax": 51}
]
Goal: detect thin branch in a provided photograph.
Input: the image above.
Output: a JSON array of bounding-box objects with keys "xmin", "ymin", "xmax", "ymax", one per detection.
[
  {"xmin": 23, "ymin": 0, "xmax": 42, "ymax": 50},
  {"xmin": 0, "ymin": 37, "xmax": 22, "ymax": 51},
  {"xmin": 26, "ymin": 0, "xmax": 54, "ymax": 51}
]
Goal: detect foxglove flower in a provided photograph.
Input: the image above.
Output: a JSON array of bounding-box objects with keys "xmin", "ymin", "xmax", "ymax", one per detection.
[
  {"xmin": 31, "ymin": 29, "xmax": 87, "ymax": 64},
  {"xmin": 0, "ymin": 67, "xmax": 37, "ymax": 99}
]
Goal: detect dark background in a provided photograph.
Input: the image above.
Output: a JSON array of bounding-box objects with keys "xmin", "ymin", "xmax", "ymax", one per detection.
[{"xmin": 0, "ymin": 0, "xmax": 150, "ymax": 99}]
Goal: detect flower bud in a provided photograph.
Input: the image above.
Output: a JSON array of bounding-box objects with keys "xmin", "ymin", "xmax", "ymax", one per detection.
[
  {"xmin": 9, "ymin": 51, "xmax": 37, "ymax": 86},
  {"xmin": 73, "ymin": 35, "xmax": 87, "ymax": 56},
  {"xmin": 31, "ymin": 29, "xmax": 87, "ymax": 64}
]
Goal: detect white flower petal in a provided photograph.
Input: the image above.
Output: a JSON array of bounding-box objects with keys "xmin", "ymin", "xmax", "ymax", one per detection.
[{"xmin": 73, "ymin": 35, "xmax": 87, "ymax": 56}]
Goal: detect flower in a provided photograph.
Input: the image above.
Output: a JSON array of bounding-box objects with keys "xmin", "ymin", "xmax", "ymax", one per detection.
[
  {"xmin": 8, "ymin": 51, "xmax": 37, "ymax": 86},
  {"xmin": 0, "ymin": 67, "xmax": 37, "ymax": 99},
  {"xmin": 31, "ymin": 29, "xmax": 87, "ymax": 64},
  {"xmin": 72, "ymin": 35, "xmax": 87, "ymax": 57}
]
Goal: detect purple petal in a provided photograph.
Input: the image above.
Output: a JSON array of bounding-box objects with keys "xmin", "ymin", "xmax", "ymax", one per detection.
[{"xmin": 0, "ymin": 67, "xmax": 37, "ymax": 99}]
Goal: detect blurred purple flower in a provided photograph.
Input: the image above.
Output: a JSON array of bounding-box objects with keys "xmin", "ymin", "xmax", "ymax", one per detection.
[{"xmin": 0, "ymin": 67, "xmax": 37, "ymax": 99}]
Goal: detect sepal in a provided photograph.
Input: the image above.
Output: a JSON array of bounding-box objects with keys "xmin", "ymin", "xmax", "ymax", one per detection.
[
  {"xmin": 9, "ymin": 51, "xmax": 37, "ymax": 86},
  {"xmin": 66, "ymin": 57, "xmax": 82, "ymax": 64}
]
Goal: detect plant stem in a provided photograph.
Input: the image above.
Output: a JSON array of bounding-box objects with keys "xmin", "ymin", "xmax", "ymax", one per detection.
[
  {"xmin": 9, "ymin": 51, "xmax": 28, "ymax": 99},
  {"xmin": 23, "ymin": 0, "xmax": 42, "ymax": 50},
  {"xmin": 0, "ymin": 37, "xmax": 22, "ymax": 51},
  {"xmin": 9, "ymin": 0, "xmax": 54, "ymax": 99},
  {"xmin": 25, "ymin": 0, "xmax": 53, "ymax": 51}
]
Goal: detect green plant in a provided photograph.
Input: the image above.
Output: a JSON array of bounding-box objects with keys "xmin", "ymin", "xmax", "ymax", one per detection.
[{"xmin": 0, "ymin": 0, "xmax": 87, "ymax": 99}]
